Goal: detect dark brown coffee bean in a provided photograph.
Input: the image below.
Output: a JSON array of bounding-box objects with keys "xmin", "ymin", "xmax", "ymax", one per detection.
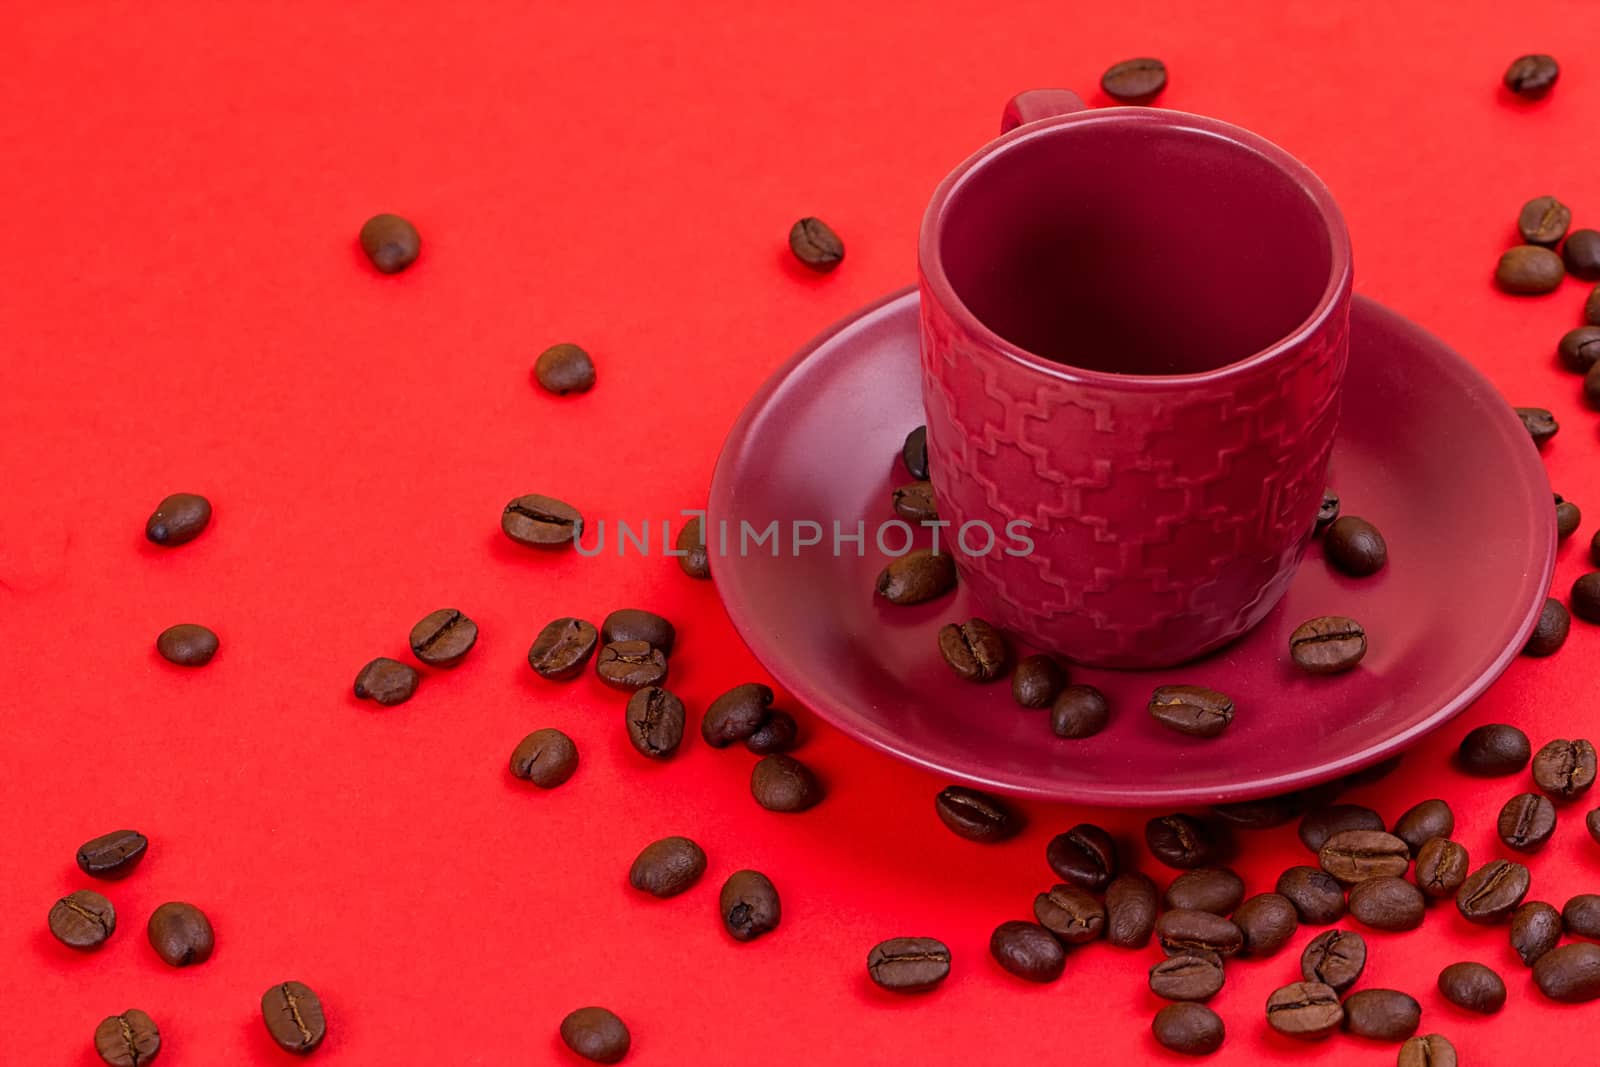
[
  {"xmin": 352, "ymin": 657, "xmax": 418, "ymax": 706},
  {"xmin": 1299, "ymin": 804, "xmax": 1386, "ymax": 853},
  {"xmin": 1034, "ymin": 884, "xmax": 1106, "ymax": 944},
  {"xmin": 629, "ymin": 836, "xmax": 707, "ymax": 898},
  {"xmin": 1325, "ymin": 515, "xmax": 1388, "ymax": 575},
  {"xmin": 1152, "ymin": 1002, "xmax": 1225, "ymax": 1056},
  {"xmin": 1535, "ymin": 942, "xmax": 1600, "ymax": 1001},
  {"xmin": 1392, "ymin": 799, "xmax": 1454, "ymax": 855},
  {"xmin": 408, "ymin": 608, "xmax": 476, "ymax": 667},
  {"xmin": 989, "ymin": 920, "xmax": 1065, "ymax": 982},
  {"xmin": 154, "ymin": 623, "xmax": 218, "ymax": 667},
  {"xmin": 1012, "ymin": 654, "xmax": 1067, "ymax": 709},
  {"xmin": 891, "ymin": 481, "xmax": 938, "ymax": 522},
  {"xmin": 702, "ymin": 683, "xmax": 774, "ymax": 747},
  {"xmin": 147, "ymin": 901, "xmax": 213, "ymax": 967},
  {"xmin": 1564, "ymin": 893, "xmax": 1600, "ymax": 939},
  {"xmin": 788, "ymin": 216, "xmax": 844, "ymax": 271},
  {"xmin": 600, "ymin": 608, "xmax": 675, "ymax": 655},
  {"xmin": 1149, "ymin": 685, "xmax": 1234, "ymax": 738},
  {"xmin": 1349, "ymin": 877, "xmax": 1425, "ymax": 932},
  {"xmin": 1045, "ymin": 823, "xmax": 1118, "ymax": 891},
  {"xmin": 1457, "ymin": 723, "xmax": 1530, "ymax": 775},
  {"xmin": 1560, "ymin": 325, "xmax": 1600, "ymax": 373},
  {"xmin": 1319, "ymin": 830, "xmax": 1411, "ymax": 884},
  {"xmin": 1145, "ymin": 814, "xmax": 1219, "ymax": 870},
  {"xmin": 626, "ymin": 686, "xmax": 685, "ymax": 759},
  {"xmin": 1288, "ymin": 616, "xmax": 1366, "ymax": 674},
  {"xmin": 1556, "ymin": 495, "xmax": 1582, "ymax": 541},
  {"xmin": 261, "ymin": 980, "xmax": 327, "ymax": 1055},
  {"xmin": 1315, "ymin": 489, "xmax": 1341, "ymax": 533},
  {"xmin": 1437, "ymin": 961, "xmax": 1506, "ymax": 1013},
  {"xmin": 1106, "ymin": 872, "xmax": 1160, "ymax": 948},
  {"xmin": 875, "ymin": 548, "xmax": 956, "ymax": 604},
  {"xmin": 1511, "ymin": 901, "xmax": 1563, "ymax": 965},
  {"xmin": 1234, "ymin": 893, "xmax": 1298, "ymax": 958},
  {"xmin": 1591, "ymin": 807, "xmax": 1600, "ymax": 844},
  {"xmin": 901, "ymin": 425, "xmax": 929, "ymax": 480},
  {"xmin": 1589, "ymin": 364, "xmax": 1600, "ymax": 410},
  {"xmin": 1156, "ymin": 909, "xmax": 1243, "ymax": 958},
  {"xmin": 559, "ymin": 1006, "xmax": 630, "ymax": 1064},
  {"xmin": 1498, "ymin": 792, "xmax": 1557, "ymax": 852},
  {"xmin": 675, "ymin": 515, "xmax": 710, "ymax": 579},
  {"xmin": 1343, "ymin": 988, "xmax": 1421, "ymax": 1041},
  {"xmin": 750, "ymin": 754, "xmax": 822, "ymax": 812},
  {"xmin": 1588, "ymin": 285, "xmax": 1600, "ymax": 326},
  {"xmin": 1149, "ymin": 953, "xmax": 1224, "ymax": 1002},
  {"xmin": 745, "ymin": 710, "xmax": 798, "ymax": 755},
  {"xmin": 94, "ymin": 1009, "xmax": 160, "ymax": 1067},
  {"xmin": 720, "ymin": 869, "xmax": 780, "ymax": 940},
  {"xmin": 49, "ymin": 889, "xmax": 116, "ymax": 949},
  {"xmin": 934, "ymin": 785, "xmax": 1020, "ymax": 842},
  {"xmin": 867, "ymin": 937, "xmax": 951, "ymax": 993},
  {"xmin": 1525, "ymin": 597, "xmax": 1572, "ymax": 656},
  {"xmin": 1516, "ymin": 405, "xmax": 1561, "ymax": 445},
  {"xmin": 1301, "ymin": 929, "xmax": 1366, "ymax": 994},
  {"xmin": 501, "ymin": 493, "xmax": 582, "ymax": 547},
  {"xmin": 1212, "ymin": 793, "xmax": 1302, "ymax": 830},
  {"xmin": 1456, "ymin": 858, "xmax": 1531, "ymax": 923},
  {"xmin": 77, "ymin": 829, "xmax": 149, "ymax": 880},
  {"xmin": 1101, "ymin": 57, "xmax": 1167, "ymax": 103},
  {"xmin": 358, "ymin": 212, "xmax": 420, "ymax": 273},
  {"xmin": 1050, "ymin": 684, "xmax": 1110, "ymax": 738},
  {"xmin": 1518, "ymin": 195, "xmax": 1571, "ymax": 246},
  {"xmin": 527, "ymin": 618, "xmax": 598, "ymax": 680},
  {"xmin": 937, "ymin": 619, "xmax": 1009, "ymax": 682},
  {"xmin": 595, "ymin": 640, "xmax": 668, "ymax": 691},
  {"xmin": 1399, "ymin": 1034, "xmax": 1458, "ymax": 1067},
  {"xmin": 1164, "ymin": 868, "xmax": 1245, "ymax": 915},
  {"xmin": 1532, "ymin": 737, "xmax": 1597, "ymax": 799},
  {"xmin": 1576, "ymin": 570, "xmax": 1600, "ymax": 622},
  {"xmin": 1277, "ymin": 866, "xmax": 1347, "ymax": 925},
  {"xmin": 1564, "ymin": 228, "xmax": 1600, "ymax": 280},
  {"xmin": 145, "ymin": 492, "xmax": 211, "ymax": 546},
  {"xmin": 1505, "ymin": 53, "xmax": 1560, "ymax": 98},
  {"xmin": 533, "ymin": 342, "xmax": 596, "ymax": 395},
  {"xmin": 509, "ymin": 728, "xmax": 579, "ymax": 788},
  {"xmin": 1266, "ymin": 981, "xmax": 1343, "ymax": 1039},
  {"xmin": 1414, "ymin": 838, "xmax": 1469, "ymax": 899},
  {"xmin": 1499, "ymin": 247, "xmax": 1567, "ymax": 293}
]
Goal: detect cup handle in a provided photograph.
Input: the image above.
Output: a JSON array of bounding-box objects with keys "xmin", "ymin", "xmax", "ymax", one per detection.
[{"xmin": 1000, "ymin": 89, "xmax": 1088, "ymax": 133}]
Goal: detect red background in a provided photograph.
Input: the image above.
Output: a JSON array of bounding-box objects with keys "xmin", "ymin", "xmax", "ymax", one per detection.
[{"xmin": 4, "ymin": 2, "xmax": 1599, "ymax": 1063}]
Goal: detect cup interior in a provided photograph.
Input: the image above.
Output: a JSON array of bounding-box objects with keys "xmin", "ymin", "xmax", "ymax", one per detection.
[{"xmin": 937, "ymin": 116, "xmax": 1336, "ymax": 376}]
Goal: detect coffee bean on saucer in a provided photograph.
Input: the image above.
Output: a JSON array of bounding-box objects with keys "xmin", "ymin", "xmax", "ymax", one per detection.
[
  {"xmin": 629, "ymin": 836, "xmax": 707, "ymax": 898},
  {"xmin": 1266, "ymin": 981, "xmax": 1343, "ymax": 1039},
  {"xmin": 1414, "ymin": 838, "xmax": 1469, "ymax": 898},
  {"xmin": 1533, "ymin": 738, "xmax": 1597, "ymax": 798},
  {"xmin": 901, "ymin": 426, "xmax": 929, "ymax": 480},
  {"xmin": 1556, "ymin": 495, "xmax": 1582, "ymax": 540},
  {"xmin": 1319, "ymin": 830, "xmax": 1411, "ymax": 884},
  {"xmin": 1576, "ymin": 572, "xmax": 1600, "ymax": 622},
  {"xmin": 533, "ymin": 343, "xmax": 596, "ymax": 395},
  {"xmin": 359, "ymin": 213, "xmax": 421, "ymax": 273},
  {"xmin": 1505, "ymin": 53, "xmax": 1560, "ymax": 98},
  {"xmin": 751, "ymin": 754, "xmax": 822, "ymax": 812},
  {"xmin": 1515, "ymin": 406, "xmax": 1560, "ymax": 445},
  {"xmin": 1212, "ymin": 793, "xmax": 1302, "ymax": 830},
  {"xmin": 527, "ymin": 618, "xmax": 598, "ymax": 680},
  {"xmin": 1560, "ymin": 326, "xmax": 1600, "ymax": 373},
  {"xmin": 1499, "ymin": 792, "xmax": 1557, "ymax": 852},
  {"xmin": 1156, "ymin": 910, "xmax": 1243, "ymax": 958},
  {"xmin": 875, "ymin": 548, "xmax": 957, "ymax": 604},
  {"xmin": 788, "ymin": 217, "xmax": 844, "ymax": 272},
  {"xmin": 702, "ymin": 683, "xmax": 774, "ymax": 747},
  {"xmin": 745, "ymin": 709, "xmax": 798, "ymax": 755},
  {"xmin": 1234, "ymin": 893, "xmax": 1298, "ymax": 957},
  {"xmin": 1101, "ymin": 57, "xmax": 1167, "ymax": 103},
  {"xmin": 1152, "ymin": 1002, "xmax": 1225, "ymax": 1055},
  {"xmin": 408, "ymin": 608, "xmax": 476, "ymax": 667},
  {"xmin": 559, "ymin": 1006, "xmax": 630, "ymax": 1064},
  {"xmin": 261, "ymin": 981, "xmax": 327, "ymax": 1055},
  {"xmin": 1045, "ymin": 823, "xmax": 1118, "ymax": 891},
  {"xmin": 676, "ymin": 516, "xmax": 711, "ymax": 579},
  {"xmin": 1399, "ymin": 1035, "xmax": 1458, "ymax": 1067},
  {"xmin": 501, "ymin": 493, "xmax": 582, "ymax": 547},
  {"xmin": 867, "ymin": 937, "xmax": 951, "ymax": 993},
  {"xmin": 989, "ymin": 920, "xmax": 1066, "ymax": 982},
  {"xmin": 1437, "ymin": 961, "xmax": 1506, "ymax": 1014},
  {"xmin": 509, "ymin": 728, "xmax": 579, "ymax": 788},
  {"xmin": 1519, "ymin": 195, "xmax": 1571, "ymax": 246},
  {"xmin": 1324, "ymin": 515, "xmax": 1387, "ymax": 575},
  {"xmin": 720, "ymin": 869, "xmax": 780, "ymax": 940},
  {"xmin": 353, "ymin": 657, "xmax": 418, "ymax": 705},
  {"xmin": 935, "ymin": 785, "xmax": 1021, "ymax": 842},
  {"xmin": 596, "ymin": 640, "xmax": 668, "ymax": 690},
  {"xmin": 147, "ymin": 901, "xmax": 213, "ymax": 967},
  {"xmin": 1587, "ymin": 364, "xmax": 1600, "ymax": 409},
  {"xmin": 1145, "ymin": 814, "xmax": 1218, "ymax": 869},
  {"xmin": 1299, "ymin": 804, "xmax": 1385, "ymax": 853},
  {"xmin": 1392, "ymin": 799, "xmax": 1454, "ymax": 855},
  {"xmin": 1050, "ymin": 684, "xmax": 1110, "ymax": 738},
  {"xmin": 1343, "ymin": 989, "xmax": 1421, "ymax": 1041},
  {"xmin": 1164, "ymin": 868, "xmax": 1245, "ymax": 915},
  {"xmin": 892, "ymin": 481, "xmax": 938, "ymax": 522},
  {"xmin": 1525, "ymin": 597, "xmax": 1572, "ymax": 656},
  {"xmin": 155, "ymin": 623, "xmax": 218, "ymax": 667},
  {"xmin": 1106, "ymin": 872, "xmax": 1159, "ymax": 948},
  {"xmin": 1149, "ymin": 685, "xmax": 1234, "ymax": 738},
  {"xmin": 938, "ymin": 619, "xmax": 1008, "ymax": 682},
  {"xmin": 1457, "ymin": 723, "xmax": 1530, "ymax": 775},
  {"xmin": 1511, "ymin": 901, "xmax": 1563, "ymax": 965},
  {"xmin": 1149, "ymin": 953, "xmax": 1224, "ymax": 1002},
  {"xmin": 1278, "ymin": 865, "xmax": 1347, "ymax": 924},
  {"xmin": 1349, "ymin": 876, "xmax": 1425, "ymax": 931},
  {"xmin": 145, "ymin": 491, "xmax": 211, "ymax": 546},
  {"xmin": 94, "ymin": 1009, "xmax": 160, "ymax": 1067},
  {"xmin": 1315, "ymin": 489, "xmax": 1341, "ymax": 533},
  {"xmin": 1497, "ymin": 246, "xmax": 1565, "ymax": 293},
  {"xmin": 49, "ymin": 889, "xmax": 115, "ymax": 949},
  {"xmin": 626, "ymin": 686, "xmax": 685, "ymax": 759},
  {"xmin": 1012, "ymin": 654, "xmax": 1067, "ymax": 709},
  {"xmin": 1533, "ymin": 943, "xmax": 1600, "ymax": 1002},
  {"xmin": 1301, "ymin": 929, "xmax": 1366, "ymax": 994},
  {"xmin": 1288, "ymin": 616, "xmax": 1366, "ymax": 674},
  {"xmin": 1456, "ymin": 859, "xmax": 1531, "ymax": 923},
  {"xmin": 1034, "ymin": 884, "xmax": 1106, "ymax": 944},
  {"xmin": 77, "ymin": 829, "xmax": 148, "ymax": 880},
  {"xmin": 601, "ymin": 608, "xmax": 675, "ymax": 655},
  {"xmin": 1563, "ymin": 893, "xmax": 1600, "ymax": 938}
]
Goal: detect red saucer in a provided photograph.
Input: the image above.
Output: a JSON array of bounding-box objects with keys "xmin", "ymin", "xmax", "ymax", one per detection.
[{"xmin": 708, "ymin": 288, "xmax": 1555, "ymax": 805}]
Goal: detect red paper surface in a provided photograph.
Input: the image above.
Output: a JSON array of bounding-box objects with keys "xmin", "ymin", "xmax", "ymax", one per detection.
[{"xmin": 4, "ymin": 2, "xmax": 1599, "ymax": 1064}]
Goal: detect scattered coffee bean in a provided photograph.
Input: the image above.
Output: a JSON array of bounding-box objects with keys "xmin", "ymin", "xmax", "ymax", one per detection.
[
  {"xmin": 788, "ymin": 217, "xmax": 844, "ymax": 271},
  {"xmin": 94, "ymin": 1009, "xmax": 160, "ymax": 1067},
  {"xmin": 1012, "ymin": 654, "xmax": 1067, "ymax": 709},
  {"xmin": 1278, "ymin": 865, "xmax": 1348, "ymax": 925},
  {"xmin": 1106, "ymin": 872, "xmax": 1160, "ymax": 948},
  {"xmin": 1560, "ymin": 325, "xmax": 1600, "ymax": 373},
  {"xmin": 1591, "ymin": 807, "xmax": 1600, "ymax": 844},
  {"xmin": 701, "ymin": 683, "xmax": 774, "ymax": 747},
  {"xmin": 629, "ymin": 836, "xmax": 707, "ymax": 898},
  {"xmin": 1564, "ymin": 893, "xmax": 1600, "ymax": 939},
  {"xmin": 528, "ymin": 618, "xmax": 599, "ymax": 679},
  {"xmin": 745, "ymin": 710, "xmax": 798, "ymax": 755},
  {"xmin": 1319, "ymin": 830, "xmax": 1411, "ymax": 885},
  {"xmin": 1325, "ymin": 515, "xmax": 1387, "ymax": 575},
  {"xmin": 1518, "ymin": 195, "xmax": 1571, "ymax": 246},
  {"xmin": 601, "ymin": 608, "xmax": 675, "ymax": 655},
  {"xmin": 1164, "ymin": 868, "xmax": 1245, "ymax": 915},
  {"xmin": 1515, "ymin": 405, "xmax": 1561, "ymax": 445},
  {"xmin": 1524, "ymin": 597, "xmax": 1572, "ymax": 656},
  {"xmin": 1556, "ymin": 494, "xmax": 1582, "ymax": 541},
  {"xmin": 1051, "ymin": 684, "xmax": 1111, "ymax": 738},
  {"xmin": 1498, "ymin": 246, "xmax": 1565, "ymax": 294},
  {"xmin": 875, "ymin": 548, "xmax": 957, "ymax": 604},
  {"xmin": 1145, "ymin": 814, "xmax": 1219, "ymax": 869},
  {"xmin": 352, "ymin": 657, "xmax": 418, "ymax": 706},
  {"xmin": 1156, "ymin": 909, "xmax": 1243, "ymax": 958},
  {"xmin": 1511, "ymin": 901, "xmax": 1563, "ymax": 965},
  {"xmin": 626, "ymin": 686, "xmax": 685, "ymax": 759},
  {"xmin": 358, "ymin": 213, "xmax": 421, "ymax": 273},
  {"xmin": 1299, "ymin": 805, "xmax": 1385, "ymax": 853},
  {"xmin": 751, "ymin": 754, "xmax": 822, "ymax": 812},
  {"xmin": 408, "ymin": 608, "xmax": 476, "ymax": 667},
  {"xmin": 1234, "ymin": 893, "xmax": 1298, "ymax": 957},
  {"xmin": 1588, "ymin": 285, "xmax": 1600, "ymax": 326},
  {"xmin": 1498, "ymin": 792, "xmax": 1557, "ymax": 852},
  {"xmin": 1149, "ymin": 685, "xmax": 1234, "ymax": 738},
  {"xmin": 1045, "ymin": 823, "xmax": 1118, "ymax": 891},
  {"xmin": 1575, "ymin": 571, "xmax": 1600, "ymax": 622},
  {"xmin": 1101, "ymin": 57, "xmax": 1168, "ymax": 103},
  {"xmin": 901, "ymin": 426, "xmax": 929, "ymax": 480},
  {"xmin": 1392, "ymin": 799, "xmax": 1454, "ymax": 855},
  {"xmin": 891, "ymin": 481, "xmax": 938, "ymax": 522},
  {"xmin": 1034, "ymin": 884, "xmax": 1106, "ymax": 944},
  {"xmin": 509, "ymin": 728, "xmax": 579, "ymax": 788},
  {"xmin": 1532, "ymin": 737, "xmax": 1597, "ymax": 799},
  {"xmin": 261, "ymin": 980, "xmax": 327, "ymax": 1055},
  {"xmin": 1266, "ymin": 981, "xmax": 1344, "ymax": 1039},
  {"xmin": 720, "ymin": 869, "xmax": 780, "ymax": 940},
  {"xmin": 1456, "ymin": 858, "xmax": 1531, "ymax": 923},
  {"xmin": 1152, "ymin": 1002, "xmax": 1225, "ymax": 1056},
  {"xmin": 1301, "ymin": 929, "xmax": 1367, "ymax": 994},
  {"xmin": 937, "ymin": 619, "xmax": 1009, "ymax": 682},
  {"xmin": 1212, "ymin": 793, "xmax": 1302, "ymax": 830},
  {"xmin": 867, "ymin": 937, "xmax": 951, "ymax": 993},
  {"xmin": 533, "ymin": 342, "xmax": 596, "ymax": 395},
  {"xmin": 595, "ymin": 640, "xmax": 668, "ymax": 690},
  {"xmin": 559, "ymin": 1006, "xmax": 630, "ymax": 1064},
  {"xmin": 1414, "ymin": 838, "xmax": 1469, "ymax": 899},
  {"xmin": 1457, "ymin": 723, "xmax": 1531, "ymax": 775},
  {"xmin": 1149, "ymin": 953, "xmax": 1224, "ymax": 1002},
  {"xmin": 155, "ymin": 623, "xmax": 218, "ymax": 667},
  {"xmin": 1288, "ymin": 616, "xmax": 1366, "ymax": 674},
  {"xmin": 1438, "ymin": 961, "xmax": 1506, "ymax": 1013},
  {"xmin": 1399, "ymin": 1034, "xmax": 1458, "ymax": 1067},
  {"xmin": 934, "ymin": 785, "xmax": 1021, "ymax": 842},
  {"xmin": 1343, "ymin": 989, "xmax": 1421, "ymax": 1041},
  {"xmin": 1533, "ymin": 942, "xmax": 1600, "ymax": 1002},
  {"xmin": 77, "ymin": 829, "xmax": 149, "ymax": 880},
  {"xmin": 1565, "ymin": 229, "xmax": 1600, "ymax": 280},
  {"xmin": 501, "ymin": 493, "xmax": 582, "ymax": 547},
  {"xmin": 676, "ymin": 516, "xmax": 710, "ymax": 579},
  {"xmin": 145, "ymin": 492, "xmax": 211, "ymax": 546},
  {"xmin": 147, "ymin": 901, "xmax": 214, "ymax": 967},
  {"xmin": 1349, "ymin": 876, "xmax": 1425, "ymax": 931},
  {"xmin": 1504, "ymin": 53, "xmax": 1560, "ymax": 98},
  {"xmin": 989, "ymin": 920, "xmax": 1066, "ymax": 982},
  {"xmin": 49, "ymin": 889, "xmax": 115, "ymax": 950}
]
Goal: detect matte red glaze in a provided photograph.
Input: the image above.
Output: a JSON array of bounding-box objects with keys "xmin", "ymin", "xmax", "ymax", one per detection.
[{"xmin": 707, "ymin": 289, "xmax": 1553, "ymax": 805}]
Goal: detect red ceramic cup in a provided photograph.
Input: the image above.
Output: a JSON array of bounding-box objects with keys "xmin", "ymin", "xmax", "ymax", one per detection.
[{"xmin": 918, "ymin": 90, "xmax": 1353, "ymax": 668}]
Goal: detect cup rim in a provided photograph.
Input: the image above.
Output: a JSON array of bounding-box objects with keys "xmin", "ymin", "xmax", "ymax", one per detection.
[{"xmin": 918, "ymin": 107, "xmax": 1353, "ymax": 388}]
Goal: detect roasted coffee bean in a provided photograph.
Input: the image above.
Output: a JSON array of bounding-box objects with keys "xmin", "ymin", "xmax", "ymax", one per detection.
[
  {"xmin": 1525, "ymin": 597, "xmax": 1572, "ymax": 656},
  {"xmin": 937, "ymin": 619, "xmax": 1009, "ymax": 682},
  {"xmin": 891, "ymin": 481, "xmax": 938, "ymax": 522},
  {"xmin": 750, "ymin": 754, "xmax": 822, "ymax": 812},
  {"xmin": 49, "ymin": 889, "xmax": 116, "ymax": 949},
  {"xmin": 1532, "ymin": 738, "xmax": 1597, "ymax": 799},
  {"xmin": 1511, "ymin": 901, "xmax": 1563, "ymax": 965},
  {"xmin": 1149, "ymin": 685, "xmax": 1234, "ymax": 738},
  {"xmin": 1316, "ymin": 489, "xmax": 1341, "ymax": 532},
  {"xmin": 1457, "ymin": 723, "xmax": 1531, "ymax": 775},
  {"xmin": 95, "ymin": 1009, "xmax": 160, "ymax": 1067},
  {"xmin": 533, "ymin": 342, "xmax": 596, "ymax": 395},
  {"xmin": 1212, "ymin": 793, "xmax": 1302, "ymax": 830},
  {"xmin": 788, "ymin": 216, "xmax": 844, "ymax": 271},
  {"xmin": 595, "ymin": 640, "xmax": 668, "ymax": 690},
  {"xmin": 745, "ymin": 710, "xmax": 798, "ymax": 755},
  {"xmin": 1499, "ymin": 246, "xmax": 1565, "ymax": 292},
  {"xmin": 1145, "ymin": 814, "xmax": 1219, "ymax": 869},
  {"xmin": 1456, "ymin": 858, "xmax": 1531, "ymax": 923},
  {"xmin": 155, "ymin": 623, "xmax": 218, "ymax": 667},
  {"xmin": 934, "ymin": 785, "xmax": 1021, "ymax": 842},
  {"xmin": 1278, "ymin": 866, "xmax": 1348, "ymax": 925},
  {"xmin": 1575, "ymin": 571, "xmax": 1600, "ymax": 622},
  {"xmin": 77, "ymin": 829, "xmax": 149, "ymax": 880},
  {"xmin": 1299, "ymin": 805, "xmax": 1385, "ymax": 853},
  {"xmin": 1156, "ymin": 909, "xmax": 1243, "ymax": 958},
  {"xmin": 1101, "ymin": 57, "xmax": 1168, "ymax": 103},
  {"xmin": 1325, "ymin": 515, "xmax": 1388, "ymax": 575},
  {"xmin": 145, "ymin": 492, "xmax": 211, "ymax": 546},
  {"xmin": 358, "ymin": 212, "xmax": 420, "ymax": 273},
  {"xmin": 1556, "ymin": 495, "xmax": 1582, "ymax": 541},
  {"xmin": 1319, "ymin": 830, "xmax": 1411, "ymax": 884},
  {"xmin": 1301, "ymin": 929, "xmax": 1366, "ymax": 994},
  {"xmin": 527, "ymin": 618, "xmax": 598, "ymax": 679},
  {"xmin": 1516, "ymin": 405, "xmax": 1561, "ymax": 445},
  {"xmin": 1106, "ymin": 872, "xmax": 1160, "ymax": 948},
  {"xmin": 626, "ymin": 686, "xmax": 685, "ymax": 759},
  {"xmin": 1399, "ymin": 1034, "xmax": 1458, "ymax": 1067},
  {"xmin": 1165, "ymin": 868, "xmax": 1245, "ymax": 915},
  {"xmin": 875, "ymin": 548, "xmax": 956, "ymax": 604},
  {"xmin": 1498, "ymin": 792, "xmax": 1557, "ymax": 852},
  {"xmin": 1588, "ymin": 285, "xmax": 1600, "ymax": 326},
  {"xmin": 1564, "ymin": 893, "xmax": 1600, "ymax": 939},
  {"xmin": 1288, "ymin": 616, "xmax": 1366, "ymax": 673},
  {"xmin": 1152, "ymin": 1002, "xmax": 1225, "ymax": 1055},
  {"xmin": 1414, "ymin": 838, "xmax": 1469, "ymax": 899},
  {"xmin": 901, "ymin": 426, "xmax": 929, "ymax": 479},
  {"xmin": 1149, "ymin": 953, "xmax": 1224, "ymax": 1002},
  {"xmin": 1234, "ymin": 893, "xmax": 1298, "ymax": 957},
  {"xmin": 1560, "ymin": 325, "xmax": 1600, "ymax": 373},
  {"xmin": 1349, "ymin": 876, "xmax": 1425, "ymax": 931},
  {"xmin": 1588, "ymin": 365, "xmax": 1600, "ymax": 410},
  {"xmin": 1343, "ymin": 989, "xmax": 1421, "ymax": 1041},
  {"xmin": 1034, "ymin": 884, "xmax": 1106, "ymax": 944},
  {"xmin": 600, "ymin": 608, "xmax": 675, "ymax": 655},
  {"xmin": 702, "ymin": 683, "xmax": 774, "ymax": 747},
  {"xmin": 501, "ymin": 493, "xmax": 582, "ymax": 547},
  {"xmin": 509, "ymin": 728, "xmax": 579, "ymax": 788},
  {"xmin": 1393, "ymin": 799, "xmax": 1454, "ymax": 855},
  {"xmin": 147, "ymin": 901, "xmax": 214, "ymax": 967},
  {"xmin": 1591, "ymin": 807, "xmax": 1600, "ymax": 844},
  {"xmin": 352, "ymin": 657, "xmax": 418, "ymax": 706},
  {"xmin": 408, "ymin": 608, "xmax": 476, "ymax": 667},
  {"xmin": 559, "ymin": 1006, "xmax": 630, "ymax": 1064},
  {"xmin": 1438, "ymin": 961, "xmax": 1506, "ymax": 1013},
  {"xmin": 628, "ymin": 836, "xmax": 707, "ymax": 898},
  {"xmin": 720, "ymin": 869, "xmax": 780, "ymax": 940},
  {"xmin": 1505, "ymin": 53, "xmax": 1560, "ymax": 98},
  {"xmin": 1534, "ymin": 942, "xmax": 1600, "ymax": 1001},
  {"xmin": 1565, "ymin": 229, "xmax": 1600, "ymax": 280},
  {"xmin": 867, "ymin": 937, "xmax": 951, "ymax": 993},
  {"xmin": 1051, "ymin": 684, "xmax": 1110, "ymax": 738},
  {"xmin": 1012, "ymin": 654, "xmax": 1067, "ymax": 709},
  {"xmin": 261, "ymin": 980, "xmax": 326, "ymax": 1055},
  {"xmin": 989, "ymin": 920, "xmax": 1066, "ymax": 982},
  {"xmin": 1045, "ymin": 823, "xmax": 1118, "ymax": 890},
  {"xmin": 1266, "ymin": 981, "xmax": 1343, "ymax": 1039},
  {"xmin": 676, "ymin": 516, "xmax": 710, "ymax": 579},
  {"xmin": 1519, "ymin": 195, "xmax": 1571, "ymax": 246}
]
